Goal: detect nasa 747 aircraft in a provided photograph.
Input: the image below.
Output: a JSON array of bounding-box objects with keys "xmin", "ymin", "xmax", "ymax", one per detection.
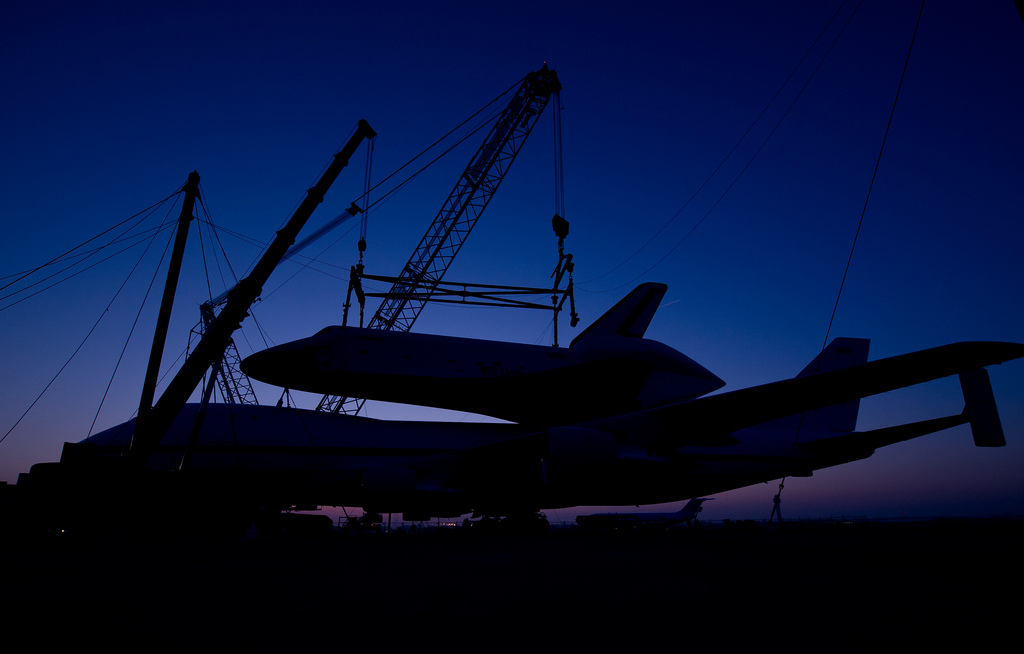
[{"xmin": 73, "ymin": 282, "xmax": 1022, "ymax": 523}]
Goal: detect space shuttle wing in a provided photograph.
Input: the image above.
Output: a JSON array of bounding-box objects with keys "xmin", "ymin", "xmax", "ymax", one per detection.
[{"xmin": 621, "ymin": 341, "xmax": 1024, "ymax": 447}]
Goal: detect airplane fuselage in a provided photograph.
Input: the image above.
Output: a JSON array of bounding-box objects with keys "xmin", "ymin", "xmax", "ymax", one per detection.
[
  {"xmin": 78, "ymin": 403, "xmax": 873, "ymax": 520},
  {"xmin": 32, "ymin": 279, "xmax": 1021, "ymax": 525}
]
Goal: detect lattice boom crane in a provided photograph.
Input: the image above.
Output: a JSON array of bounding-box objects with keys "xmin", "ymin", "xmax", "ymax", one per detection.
[
  {"xmin": 373, "ymin": 66, "xmax": 561, "ymax": 332},
  {"xmin": 317, "ymin": 66, "xmax": 561, "ymax": 413}
]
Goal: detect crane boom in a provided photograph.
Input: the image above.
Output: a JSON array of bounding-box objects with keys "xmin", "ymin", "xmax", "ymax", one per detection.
[
  {"xmin": 371, "ymin": 66, "xmax": 560, "ymax": 332},
  {"xmin": 317, "ymin": 67, "xmax": 560, "ymax": 413},
  {"xmin": 127, "ymin": 119, "xmax": 377, "ymax": 463}
]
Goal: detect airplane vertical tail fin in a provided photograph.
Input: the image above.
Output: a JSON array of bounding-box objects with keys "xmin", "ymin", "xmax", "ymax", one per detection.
[
  {"xmin": 765, "ymin": 338, "xmax": 871, "ymax": 433},
  {"xmin": 678, "ymin": 497, "xmax": 711, "ymax": 516},
  {"xmin": 570, "ymin": 283, "xmax": 667, "ymax": 347},
  {"xmin": 796, "ymin": 338, "xmax": 871, "ymax": 378},
  {"xmin": 798, "ymin": 338, "xmax": 870, "ymax": 433}
]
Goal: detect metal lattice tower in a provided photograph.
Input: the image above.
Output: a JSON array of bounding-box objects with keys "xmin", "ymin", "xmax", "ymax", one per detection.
[{"xmin": 199, "ymin": 303, "xmax": 258, "ymax": 405}]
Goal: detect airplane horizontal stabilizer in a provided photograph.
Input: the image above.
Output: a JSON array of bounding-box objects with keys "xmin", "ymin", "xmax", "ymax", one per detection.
[
  {"xmin": 633, "ymin": 341, "xmax": 1024, "ymax": 447},
  {"xmin": 798, "ymin": 413, "xmax": 970, "ymax": 458}
]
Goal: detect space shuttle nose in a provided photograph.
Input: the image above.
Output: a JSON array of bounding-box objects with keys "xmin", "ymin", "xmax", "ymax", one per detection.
[
  {"xmin": 239, "ymin": 348, "xmax": 275, "ymax": 380},
  {"xmin": 241, "ymin": 345, "xmax": 326, "ymax": 387}
]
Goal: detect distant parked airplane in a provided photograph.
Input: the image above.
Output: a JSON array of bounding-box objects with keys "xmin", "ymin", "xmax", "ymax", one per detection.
[{"xmin": 576, "ymin": 498, "xmax": 711, "ymax": 530}]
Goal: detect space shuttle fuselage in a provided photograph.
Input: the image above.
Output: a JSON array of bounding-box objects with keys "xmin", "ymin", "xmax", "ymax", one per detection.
[{"xmin": 240, "ymin": 284, "xmax": 724, "ymax": 424}]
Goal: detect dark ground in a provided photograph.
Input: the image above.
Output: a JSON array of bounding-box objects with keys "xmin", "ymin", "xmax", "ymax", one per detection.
[{"xmin": 1, "ymin": 519, "xmax": 1018, "ymax": 649}]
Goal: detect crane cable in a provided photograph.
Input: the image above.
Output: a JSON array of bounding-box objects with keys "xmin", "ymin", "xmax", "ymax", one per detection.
[
  {"xmin": 0, "ymin": 190, "xmax": 179, "ymax": 297},
  {"xmin": 771, "ymin": 0, "xmax": 926, "ymax": 522},
  {"xmin": 0, "ymin": 192, "xmax": 180, "ymax": 311},
  {"xmin": 244, "ymin": 77, "xmax": 523, "ymax": 284},
  {"xmin": 579, "ymin": 0, "xmax": 857, "ymax": 290},
  {"xmin": 87, "ymin": 204, "xmax": 182, "ymax": 436},
  {"xmin": 1, "ymin": 191, "xmax": 184, "ymax": 445},
  {"xmin": 553, "ymin": 90, "xmax": 566, "ymax": 220}
]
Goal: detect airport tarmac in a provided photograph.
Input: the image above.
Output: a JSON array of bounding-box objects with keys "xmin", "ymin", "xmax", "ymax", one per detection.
[{"xmin": 2, "ymin": 519, "xmax": 1017, "ymax": 649}]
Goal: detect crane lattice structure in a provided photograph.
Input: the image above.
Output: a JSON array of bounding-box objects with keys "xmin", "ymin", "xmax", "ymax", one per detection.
[
  {"xmin": 317, "ymin": 66, "xmax": 562, "ymax": 414},
  {"xmin": 190, "ymin": 301, "xmax": 259, "ymax": 406}
]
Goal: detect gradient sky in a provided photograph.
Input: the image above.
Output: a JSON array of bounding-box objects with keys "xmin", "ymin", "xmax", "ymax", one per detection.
[{"xmin": 2, "ymin": 1, "xmax": 1023, "ymax": 521}]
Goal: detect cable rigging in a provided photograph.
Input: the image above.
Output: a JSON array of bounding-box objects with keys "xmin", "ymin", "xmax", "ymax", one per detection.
[
  {"xmin": 88, "ymin": 206, "xmax": 183, "ymax": 436},
  {"xmin": 578, "ymin": 0, "xmax": 861, "ymax": 292},
  {"xmin": 0, "ymin": 190, "xmax": 181, "ymax": 295},
  {"xmin": 770, "ymin": 0, "xmax": 926, "ymax": 523},
  {"xmin": 230, "ymin": 79, "xmax": 521, "ymax": 288},
  {"xmin": 0, "ymin": 194, "xmax": 182, "ymax": 311},
  {"xmin": 5, "ymin": 72, "xmax": 565, "ymax": 444},
  {"xmin": 319, "ymin": 65, "xmax": 570, "ymax": 414},
  {"xmin": 1, "ymin": 184, "xmax": 191, "ymax": 445}
]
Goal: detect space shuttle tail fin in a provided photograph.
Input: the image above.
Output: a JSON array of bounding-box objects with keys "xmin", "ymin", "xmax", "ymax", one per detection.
[{"xmin": 570, "ymin": 283, "xmax": 668, "ymax": 347}]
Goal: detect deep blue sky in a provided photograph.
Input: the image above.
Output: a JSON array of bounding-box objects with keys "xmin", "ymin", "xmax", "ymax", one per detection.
[{"xmin": 2, "ymin": 1, "xmax": 1023, "ymax": 520}]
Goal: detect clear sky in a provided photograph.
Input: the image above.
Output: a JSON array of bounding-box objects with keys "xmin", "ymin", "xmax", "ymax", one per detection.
[{"xmin": 2, "ymin": 1, "xmax": 1023, "ymax": 521}]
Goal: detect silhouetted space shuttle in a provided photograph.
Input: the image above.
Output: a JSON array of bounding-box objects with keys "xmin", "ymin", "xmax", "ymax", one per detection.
[{"xmin": 241, "ymin": 283, "xmax": 726, "ymax": 424}]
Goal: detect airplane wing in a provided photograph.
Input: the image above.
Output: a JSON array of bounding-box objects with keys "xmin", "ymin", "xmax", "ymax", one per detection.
[
  {"xmin": 397, "ymin": 341, "xmax": 1021, "ymax": 513},
  {"xmin": 599, "ymin": 341, "xmax": 1024, "ymax": 450}
]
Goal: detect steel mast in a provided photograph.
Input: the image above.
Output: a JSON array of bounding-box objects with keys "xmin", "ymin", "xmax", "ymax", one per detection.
[{"xmin": 127, "ymin": 119, "xmax": 377, "ymax": 464}]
